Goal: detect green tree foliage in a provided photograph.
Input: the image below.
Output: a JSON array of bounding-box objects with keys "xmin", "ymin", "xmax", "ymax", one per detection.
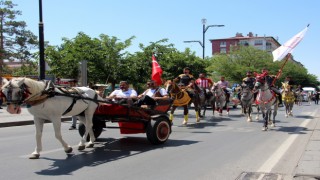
[
  {"xmin": 0, "ymin": 0, "xmax": 38, "ymax": 75},
  {"xmin": 207, "ymin": 46, "xmax": 273, "ymax": 83},
  {"xmin": 207, "ymin": 46, "xmax": 318, "ymax": 87},
  {"xmin": 46, "ymin": 32, "xmax": 135, "ymax": 86},
  {"xmin": 126, "ymin": 39, "xmax": 208, "ymax": 92}
]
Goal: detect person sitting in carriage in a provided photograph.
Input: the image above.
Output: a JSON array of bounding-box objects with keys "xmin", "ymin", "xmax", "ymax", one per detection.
[
  {"xmin": 195, "ymin": 73, "xmax": 214, "ymax": 98},
  {"xmin": 217, "ymin": 76, "xmax": 230, "ymax": 103},
  {"xmin": 107, "ymin": 80, "xmax": 138, "ymax": 105},
  {"xmin": 174, "ymin": 67, "xmax": 196, "ymax": 98},
  {"xmin": 134, "ymin": 80, "xmax": 169, "ymax": 109},
  {"xmin": 261, "ymin": 68, "xmax": 283, "ymax": 106}
]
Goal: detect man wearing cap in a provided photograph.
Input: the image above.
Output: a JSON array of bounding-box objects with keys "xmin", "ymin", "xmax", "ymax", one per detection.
[
  {"xmin": 242, "ymin": 71, "xmax": 255, "ymax": 89},
  {"xmin": 240, "ymin": 71, "xmax": 256, "ymax": 100},
  {"xmin": 174, "ymin": 67, "xmax": 196, "ymax": 97},
  {"xmin": 261, "ymin": 67, "xmax": 283, "ymax": 106}
]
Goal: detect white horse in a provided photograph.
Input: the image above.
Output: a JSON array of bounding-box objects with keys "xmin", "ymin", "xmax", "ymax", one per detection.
[
  {"xmin": 0, "ymin": 78, "xmax": 102, "ymax": 159},
  {"xmin": 211, "ymin": 83, "xmax": 229, "ymax": 116},
  {"xmin": 254, "ymin": 73, "xmax": 278, "ymax": 131}
]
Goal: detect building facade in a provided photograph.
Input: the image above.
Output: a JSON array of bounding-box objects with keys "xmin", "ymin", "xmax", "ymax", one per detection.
[{"xmin": 210, "ymin": 32, "xmax": 281, "ymax": 55}]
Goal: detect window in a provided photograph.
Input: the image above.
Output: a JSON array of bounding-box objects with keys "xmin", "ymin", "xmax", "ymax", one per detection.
[
  {"xmin": 220, "ymin": 47, "xmax": 227, "ymax": 53},
  {"xmin": 220, "ymin": 41, "xmax": 226, "ymax": 47},
  {"xmin": 239, "ymin": 41, "xmax": 249, "ymax": 46},
  {"xmin": 254, "ymin": 40, "xmax": 263, "ymax": 45}
]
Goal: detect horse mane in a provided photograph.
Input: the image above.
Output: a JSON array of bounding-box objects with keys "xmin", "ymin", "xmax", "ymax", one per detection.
[{"xmin": 11, "ymin": 78, "xmax": 46, "ymax": 95}]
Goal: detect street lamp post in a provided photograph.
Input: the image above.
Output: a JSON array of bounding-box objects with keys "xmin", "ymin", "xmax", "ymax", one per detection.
[
  {"xmin": 184, "ymin": 18, "xmax": 224, "ymax": 59},
  {"xmin": 39, "ymin": 0, "xmax": 45, "ymax": 80}
]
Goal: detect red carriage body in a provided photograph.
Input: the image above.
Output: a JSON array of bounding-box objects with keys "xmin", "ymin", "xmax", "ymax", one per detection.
[{"xmin": 78, "ymin": 99, "xmax": 173, "ymax": 144}]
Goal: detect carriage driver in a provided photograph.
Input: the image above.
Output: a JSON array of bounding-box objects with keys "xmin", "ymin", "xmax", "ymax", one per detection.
[
  {"xmin": 174, "ymin": 67, "xmax": 196, "ymax": 97},
  {"xmin": 134, "ymin": 80, "xmax": 169, "ymax": 108},
  {"xmin": 261, "ymin": 68, "xmax": 283, "ymax": 106},
  {"xmin": 107, "ymin": 81, "xmax": 138, "ymax": 105}
]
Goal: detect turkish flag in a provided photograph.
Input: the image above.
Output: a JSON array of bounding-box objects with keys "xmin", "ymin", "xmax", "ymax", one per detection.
[{"xmin": 151, "ymin": 54, "xmax": 163, "ymax": 86}]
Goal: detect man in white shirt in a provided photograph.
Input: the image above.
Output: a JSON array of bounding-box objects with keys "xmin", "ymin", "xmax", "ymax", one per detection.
[
  {"xmin": 134, "ymin": 80, "xmax": 169, "ymax": 108},
  {"xmin": 108, "ymin": 81, "xmax": 137, "ymax": 105}
]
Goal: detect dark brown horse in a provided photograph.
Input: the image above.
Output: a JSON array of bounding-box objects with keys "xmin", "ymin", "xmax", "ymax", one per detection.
[{"xmin": 165, "ymin": 80, "xmax": 201, "ymax": 125}]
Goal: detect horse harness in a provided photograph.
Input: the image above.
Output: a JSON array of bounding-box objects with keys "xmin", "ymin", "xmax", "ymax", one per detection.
[{"xmin": 2, "ymin": 80, "xmax": 99, "ymax": 115}]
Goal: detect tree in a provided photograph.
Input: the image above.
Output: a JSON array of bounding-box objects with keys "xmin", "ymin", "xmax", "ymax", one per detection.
[
  {"xmin": 207, "ymin": 46, "xmax": 318, "ymax": 87},
  {"xmin": 46, "ymin": 32, "xmax": 135, "ymax": 87},
  {"xmin": 0, "ymin": 0, "xmax": 38, "ymax": 76},
  {"xmin": 208, "ymin": 46, "xmax": 277, "ymax": 84}
]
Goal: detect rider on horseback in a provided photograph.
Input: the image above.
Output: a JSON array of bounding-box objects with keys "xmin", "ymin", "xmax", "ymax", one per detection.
[
  {"xmin": 175, "ymin": 67, "xmax": 196, "ymax": 98},
  {"xmin": 241, "ymin": 71, "xmax": 256, "ymax": 100},
  {"xmin": 261, "ymin": 68, "xmax": 283, "ymax": 106},
  {"xmin": 217, "ymin": 76, "xmax": 230, "ymax": 103},
  {"xmin": 195, "ymin": 73, "xmax": 213, "ymax": 98},
  {"xmin": 284, "ymin": 76, "xmax": 295, "ymax": 91}
]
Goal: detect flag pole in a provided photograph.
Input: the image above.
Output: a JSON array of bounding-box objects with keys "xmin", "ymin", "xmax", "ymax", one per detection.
[{"xmin": 271, "ymin": 53, "xmax": 291, "ymax": 86}]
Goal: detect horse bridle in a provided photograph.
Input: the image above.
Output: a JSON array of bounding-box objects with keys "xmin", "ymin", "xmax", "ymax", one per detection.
[
  {"xmin": 241, "ymin": 86, "xmax": 254, "ymax": 100},
  {"xmin": 1, "ymin": 82, "xmax": 30, "ymax": 105}
]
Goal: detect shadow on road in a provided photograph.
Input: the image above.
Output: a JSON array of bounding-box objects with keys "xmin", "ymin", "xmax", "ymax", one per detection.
[{"xmin": 35, "ymin": 137, "xmax": 198, "ymax": 176}]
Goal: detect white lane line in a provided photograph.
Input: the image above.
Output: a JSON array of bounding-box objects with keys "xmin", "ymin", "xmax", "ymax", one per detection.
[{"xmin": 257, "ymin": 111, "xmax": 315, "ymax": 173}]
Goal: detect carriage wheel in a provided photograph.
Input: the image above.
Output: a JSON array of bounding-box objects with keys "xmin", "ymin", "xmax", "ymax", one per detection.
[
  {"xmin": 146, "ymin": 117, "xmax": 171, "ymax": 145},
  {"xmin": 78, "ymin": 123, "xmax": 103, "ymax": 141}
]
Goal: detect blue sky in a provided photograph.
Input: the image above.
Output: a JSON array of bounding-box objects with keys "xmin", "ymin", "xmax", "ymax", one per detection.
[{"xmin": 12, "ymin": 0, "xmax": 320, "ymax": 80}]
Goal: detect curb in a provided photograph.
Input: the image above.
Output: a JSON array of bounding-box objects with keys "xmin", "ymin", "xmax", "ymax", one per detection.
[{"xmin": 0, "ymin": 117, "xmax": 72, "ymax": 128}]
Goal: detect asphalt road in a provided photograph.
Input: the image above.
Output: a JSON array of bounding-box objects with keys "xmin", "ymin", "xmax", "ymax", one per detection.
[{"xmin": 0, "ymin": 103, "xmax": 319, "ymax": 180}]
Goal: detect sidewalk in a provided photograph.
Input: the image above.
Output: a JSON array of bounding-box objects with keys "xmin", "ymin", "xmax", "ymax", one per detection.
[
  {"xmin": 0, "ymin": 105, "xmax": 71, "ymax": 128},
  {"xmin": 293, "ymin": 115, "xmax": 320, "ymax": 179}
]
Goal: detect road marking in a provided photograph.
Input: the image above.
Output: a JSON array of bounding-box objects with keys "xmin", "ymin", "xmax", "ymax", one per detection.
[{"xmin": 257, "ymin": 111, "xmax": 316, "ymax": 173}]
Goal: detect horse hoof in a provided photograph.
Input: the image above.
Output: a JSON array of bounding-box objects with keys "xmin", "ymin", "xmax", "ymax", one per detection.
[
  {"xmin": 29, "ymin": 154, "xmax": 40, "ymax": 159},
  {"xmin": 86, "ymin": 143, "xmax": 94, "ymax": 148},
  {"xmin": 65, "ymin": 147, "xmax": 73, "ymax": 153},
  {"xmin": 262, "ymin": 127, "xmax": 268, "ymax": 131},
  {"xmin": 78, "ymin": 145, "xmax": 85, "ymax": 151},
  {"xmin": 182, "ymin": 121, "xmax": 187, "ymax": 125},
  {"xmin": 271, "ymin": 123, "xmax": 275, "ymax": 127},
  {"xmin": 247, "ymin": 119, "xmax": 252, "ymax": 122},
  {"xmin": 285, "ymin": 115, "xmax": 288, "ymax": 118}
]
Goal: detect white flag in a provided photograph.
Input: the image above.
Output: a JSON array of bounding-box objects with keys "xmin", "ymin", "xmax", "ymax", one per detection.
[{"xmin": 272, "ymin": 25, "xmax": 309, "ymax": 61}]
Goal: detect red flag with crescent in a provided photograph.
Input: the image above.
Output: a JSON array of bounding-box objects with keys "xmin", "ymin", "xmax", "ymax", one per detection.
[{"xmin": 151, "ymin": 54, "xmax": 163, "ymax": 86}]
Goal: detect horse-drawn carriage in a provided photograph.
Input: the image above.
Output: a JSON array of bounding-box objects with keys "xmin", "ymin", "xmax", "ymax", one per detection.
[
  {"xmin": 1, "ymin": 77, "xmax": 173, "ymax": 159},
  {"xmin": 79, "ymin": 100, "xmax": 173, "ymax": 145}
]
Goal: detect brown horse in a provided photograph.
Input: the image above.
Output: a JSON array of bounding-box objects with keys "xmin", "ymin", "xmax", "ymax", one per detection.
[{"xmin": 165, "ymin": 80, "xmax": 200, "ymax": 125}]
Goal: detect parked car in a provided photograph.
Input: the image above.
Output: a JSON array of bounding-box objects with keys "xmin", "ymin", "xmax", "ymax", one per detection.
[{"xmin": 301, "ymin": 91, "xmax": 309, "ymax": 102}]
